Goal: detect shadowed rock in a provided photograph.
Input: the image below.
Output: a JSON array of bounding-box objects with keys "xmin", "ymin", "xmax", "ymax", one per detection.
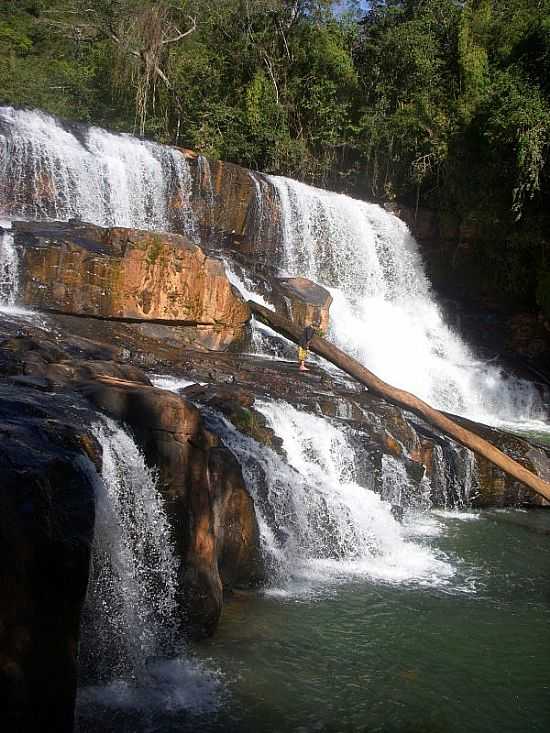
[
  {"xmin": 77, "ymin": 375, "xmax": 263, "ymax": 636},
  {"xmin": 0, "ymin": 385, "xmax": 99, "ymax": 733}
]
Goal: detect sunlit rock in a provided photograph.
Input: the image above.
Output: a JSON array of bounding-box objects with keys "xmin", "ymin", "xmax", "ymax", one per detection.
[{"xmin": 14, "ymin": 220, "xmax": 249, "ymax": 351}]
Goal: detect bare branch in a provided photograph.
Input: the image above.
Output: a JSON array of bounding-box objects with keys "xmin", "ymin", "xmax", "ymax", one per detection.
[
  {"xmin": 153, "ymin": 64, "xmax": 172, "ymax": 90},
  {"xmin": 161, "ymin": 16, "xmax": 196, "ymax": 46},
  {"xmin": 262, "ymin": 53, "xmax": 279, "ymax": 105}
]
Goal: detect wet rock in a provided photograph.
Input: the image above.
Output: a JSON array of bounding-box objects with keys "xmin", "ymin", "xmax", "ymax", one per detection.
[
  {"xmin": 4, "ymin": 307, "xmax": 549, "ymax": 513},
  {"xmin": 77, "ymin": 376, "xmax": 263, "ymax": 636},
  {"xmin": 0, "ymin": 385, "xmax": 99, "ymax": 733},
  {"xmin": 187, "ymin": 156, "xmax": 283, "ymax": 261},
  {"xmin": 449, "ymin": 414, "xmax": 550, "ymax": 507},
  {"xmin": 184, "ymin": 383, "xmax": 284, "ymax": 454}
]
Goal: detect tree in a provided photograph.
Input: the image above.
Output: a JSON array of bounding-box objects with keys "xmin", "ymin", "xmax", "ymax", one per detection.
[{"xmin": 107, "ymin": 2, "xmax": 196, "ymax": 136}]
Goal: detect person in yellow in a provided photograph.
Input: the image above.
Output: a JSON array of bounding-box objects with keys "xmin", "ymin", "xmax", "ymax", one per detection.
[{"xmin": 298, "ymin": 319, "xmax": 322, "ymax": 372}]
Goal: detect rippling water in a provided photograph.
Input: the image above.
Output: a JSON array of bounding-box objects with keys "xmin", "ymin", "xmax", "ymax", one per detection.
[{"xmin": 79, "ymin": 509, "xmax": 550, "ymax": 733}]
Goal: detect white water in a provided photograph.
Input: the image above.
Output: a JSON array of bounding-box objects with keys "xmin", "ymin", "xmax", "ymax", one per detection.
[
  {"xmin": 0, "ymin": 106, "xmax": 197, "ymax": 235},
  {"xmin": 268, "ymin": 176, "xmax": 545, "ymax": 427},
  {"xmin": 0, "ymin": 218, "xmax": 38, "ymax": 321},
  {"xmin": 79, "ymin": 418, "xmax": 221, "ymax": 716},
  {"xmin": 1, "ymin": 107, "xmax": 546, "ymax": 430},
  {"xmin": 381, "ymin": 454, "xmax": 432, "ymax": 512},
  {"xmin": 0, "ymin": 220, "xmax": 18, "ymax": 307},
  {"xmin": 149, "ymin": 374, "xmax": 200, "ymax": 392},
  {"xmin": 207, "ymin": 401, "xmax": 454, "ymax": 596}
]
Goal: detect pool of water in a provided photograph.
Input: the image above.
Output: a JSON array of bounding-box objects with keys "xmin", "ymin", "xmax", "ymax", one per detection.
[{"xmin": 78, "ymin": 509, "xmax": 550, "ymax": 733}]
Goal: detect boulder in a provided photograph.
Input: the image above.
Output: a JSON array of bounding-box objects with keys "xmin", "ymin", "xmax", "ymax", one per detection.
[
  {"xmin": 273, "ymin": 276, "xmax": 332, "ymax": 333},
  {"xmin": 14, "ymin": 220, "xmax": 250, "ymax": 351}
]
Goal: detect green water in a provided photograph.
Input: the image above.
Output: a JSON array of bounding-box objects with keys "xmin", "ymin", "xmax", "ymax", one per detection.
[
  {"xmin": 79, "ymin": 509, "xmax": 550, "ymax": 733},
  {"xmin": 191, "ymin": 510, "xmax": 550, "ymax": 733}
]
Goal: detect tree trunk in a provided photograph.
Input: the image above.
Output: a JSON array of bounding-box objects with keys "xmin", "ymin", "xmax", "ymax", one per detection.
[{"xmin": 249, "ymin": 300, "xmax": 550, "ymax": 504}]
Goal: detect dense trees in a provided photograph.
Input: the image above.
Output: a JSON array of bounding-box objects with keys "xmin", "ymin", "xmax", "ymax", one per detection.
[{"xmin": 1, "ymin": 0, "xmax": 549, "ymax": 311}]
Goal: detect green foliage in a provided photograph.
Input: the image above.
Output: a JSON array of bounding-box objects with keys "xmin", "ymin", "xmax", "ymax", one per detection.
[
  {"xmin": 457, "ymin": 0, "xmax": 491, "ymax": 122},
  {"xmin": 483, "ymin": 68, "xmax": 550, "ymax": 219},
  {"xmin": 1, "ymin": 0, "xmax": 550, "ymax": 309}
]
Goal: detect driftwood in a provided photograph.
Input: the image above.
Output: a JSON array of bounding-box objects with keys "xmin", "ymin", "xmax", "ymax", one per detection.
[{"xmin": 249, "ymin": 300, "xmax": 550, "ymax": 503}]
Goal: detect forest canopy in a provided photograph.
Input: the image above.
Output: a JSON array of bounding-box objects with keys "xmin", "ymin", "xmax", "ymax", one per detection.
[{"xmin": 1, "ymin": 0, "xmax": 549, "ymax": 309}]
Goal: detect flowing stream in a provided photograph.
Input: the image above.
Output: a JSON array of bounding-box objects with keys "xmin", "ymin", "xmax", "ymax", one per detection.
[
  {"xmin": 1, "ymin": 107, "xmax": 549, "ymax": 731},
  {"xmin": 0, "ymin": 106, "xmax": 197, "ymax": 234},
  {"xmin": 78, "ymin": 418, "xmax": 221, "ymax": 728},
  {"xmin": 75, "ymin": 404, "xmax": 550, "ymax": 733},
  {"xmin": 205, "ymin": 401, "xmax": 454, "ymax": 595},
  {"xmin": 267, "ymin": 176, "xmax": 546, "ymax": 427}
]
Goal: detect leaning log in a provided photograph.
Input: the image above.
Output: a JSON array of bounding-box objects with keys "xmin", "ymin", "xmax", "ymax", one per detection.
[{"xmin": 249, "ymin": 300, "xmax": 550, "ymax": 503}]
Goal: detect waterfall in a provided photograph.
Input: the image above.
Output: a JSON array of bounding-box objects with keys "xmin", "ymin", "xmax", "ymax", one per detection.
[
  {"xmin": 205, "ymin": 401, "xmax": 454, "ymax": 595},
  {"xmin": 0, "ymin": 221, "xmax": 18, "ymax": 307},
  {"xmin": 430, "ymin": 443, "xmax": 479, "ymax": 509},
  {"xmin": 381, "ymin": 454, "xmax": 432, "ymax": 511},
  {"xmin": 78, "ymin": 417, "xmax": 221, "ymax": 717},
  {"xmin": 268, "ymin": 176, "xmax": 545, "ymax": 427},
  {"xmin": 0, "ymin": 106, "xmax": 197, "ymax": 235},
  {"xmin": 247, "ymin": 171, "xmax": 276, "ymax": 248},
  {"xmin": 196, "ymin": 155, "xmax": 215, "ymax": 210}
]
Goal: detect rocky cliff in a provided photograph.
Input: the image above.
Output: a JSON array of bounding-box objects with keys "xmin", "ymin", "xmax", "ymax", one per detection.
[
  {"xmin": 1, "ymin": 110, "xmax": 550, "ymax": 732},
  {"xmin": 14, "ymin": 220, "xmax": 250, "ymax": 351}
]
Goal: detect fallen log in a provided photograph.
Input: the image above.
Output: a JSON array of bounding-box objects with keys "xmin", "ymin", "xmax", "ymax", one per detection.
[{"xmin": 249, "ymin": 300, "xmax": 550, "ymax": 504}]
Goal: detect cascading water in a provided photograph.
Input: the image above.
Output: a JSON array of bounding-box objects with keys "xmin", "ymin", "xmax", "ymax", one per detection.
[
  {"xmin": 78, "ymin": 417, "xmax": 220, "ymax": 718},
  {"xmin": 2, "ymin": 107, "xmax": 542, "ymax": 430},
  {"xmin": 381, "ymin": 454, "xmax": 432, "ymax": 512},
  {"xmin": 197, "ymin": 155, "xmax": 215, "ymax": 202},
  {"xmin": 247, "ymin": 172, "xmax": 277, "ymax": 249},
  {"xmin": 0, "ymin": 221, "xmax": 18, "ymax": 307},
  {"xmin": 0, "ymin": 106, "xmax": 197, "ymax": 235},
  {"xmin": 268, "ymin": 176, "xmax": 545, "ymax": 427},
  {"xmin": 205, "ymin": 401, "xmax": 453, "ymax": 594}
]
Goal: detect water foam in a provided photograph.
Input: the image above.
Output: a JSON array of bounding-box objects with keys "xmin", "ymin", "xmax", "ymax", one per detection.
[
  {"xmin": 149, "ymin": 374, "xmax": 200, "ymax": 392},
  {"xmin": 268, "ymin": 175, "xmax": 545, "ymax": 427},
  {"xmin": 0, "ymin": 106, "xmax": 197, "ymax": 234},
  {"xmin": 206, "ymin": 401, "xmax": 454, "ymax": 596},
  {"xmin": 78, "ymin": 417, "xmax": 221, "ymax": 718}
]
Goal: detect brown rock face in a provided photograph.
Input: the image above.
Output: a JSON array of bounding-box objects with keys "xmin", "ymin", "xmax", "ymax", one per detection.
[
  {"xmin": 449, "ymin": 414, "xmax": 550, "ymax": 508},
  {"xmin": 274, "ymin": 277, "xmax": 332, "ymax": 333},
  {"xmin": 14, "ymin": 221, "xmax": 250, "ymax": 351},
  {"xmin": 78, "ymin": 376, "xmax": 263, "ymax": 636},
  {"xmin": 188, "ymin": 156, "xmax": 283, "ymax": 260}
]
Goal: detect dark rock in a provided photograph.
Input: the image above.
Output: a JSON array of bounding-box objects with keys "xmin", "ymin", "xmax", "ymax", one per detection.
[{"xmin": 0, "ymin": 385, "xmax": 99, "ymax": 733}]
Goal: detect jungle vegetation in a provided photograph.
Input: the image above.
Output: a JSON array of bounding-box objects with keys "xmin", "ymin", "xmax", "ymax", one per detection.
[{"xmin": 1, "ymin": 0, "xmax": 549, "ymax": 310}]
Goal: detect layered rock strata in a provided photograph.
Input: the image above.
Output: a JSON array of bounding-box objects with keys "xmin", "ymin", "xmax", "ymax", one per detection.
[{"xmin": 14, "ymin": 220, "xmax": 250, "ymax": 351}]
